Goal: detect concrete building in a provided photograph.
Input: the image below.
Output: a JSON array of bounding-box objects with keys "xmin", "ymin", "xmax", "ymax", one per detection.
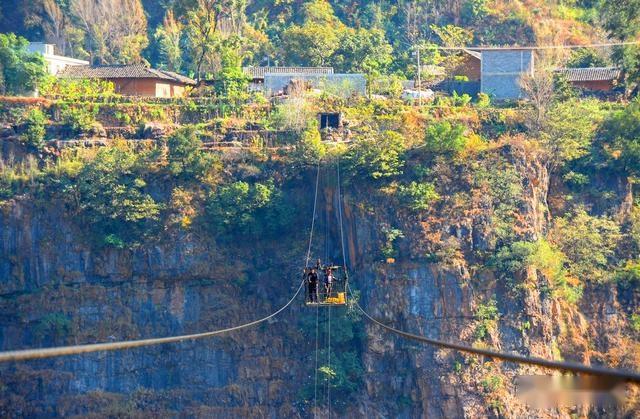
[
  {"xmin": 244, "ymin": 66, "xmax": 334, "ymax": 91},
  {"xmin": 480, "ymin": 48, "xmax": 534, "ymax": 100},
  {"xmin": 263, "ymin": 73, "xmax": 367, "ymax": 97},
  {"xmin": 242, "ymin": 66, "xmax": 365, "ymax": 97},
  {"xmin": 58, "ymin": 65, "xmax": 196, "ymax": 98},
  {"xmin": 27, "ymin": 42, "xmax": 89, "ymax": 75},
  {"xmin": 555, "ymin": 67, "xmax": 621, "ymax": 91}
]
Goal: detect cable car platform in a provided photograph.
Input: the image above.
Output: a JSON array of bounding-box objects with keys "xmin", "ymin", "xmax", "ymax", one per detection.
[{"xmin": 305, "ymin": 292, "xmax": 347, "ymax": 306}]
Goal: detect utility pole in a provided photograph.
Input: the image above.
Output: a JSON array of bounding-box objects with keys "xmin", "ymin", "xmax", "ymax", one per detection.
[{"xmin": 416, "ymin": 46, "xmax": 422, "ymax": 107}]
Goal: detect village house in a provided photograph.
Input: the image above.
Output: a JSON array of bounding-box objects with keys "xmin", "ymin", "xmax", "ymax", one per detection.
[
  {"xmin": 555, "ymin": 67, "xmax": 621, "ymax": 91},
  {"xmin": 479, "ymin": 48, "xmax": 535, "ymax": 100},
  {"xmin": 27, "ymin": 42, "xmax": 89, "ymax": 75},
  {"xmin": 57, "ymin": 64, "xmax": 196, "ymax": 98},
  {"xmin": 243, "ymin": 66, "xmax": 334, "ymax": 91},
  {"xmin": 243, "ymin": 66, "xmax": 366, "ymax": 97}
]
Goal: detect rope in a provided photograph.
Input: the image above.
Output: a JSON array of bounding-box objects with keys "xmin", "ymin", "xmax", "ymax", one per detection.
[{"xmin": 348, "ymin": 285, "xmax": 640, "ymax": 383}]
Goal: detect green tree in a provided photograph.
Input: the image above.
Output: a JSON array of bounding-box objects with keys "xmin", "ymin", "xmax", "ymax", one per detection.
[
  {"xmin": 71, "ymin": 142, "xmax": 162, "ymax": 247},
  {"xmin": 600, "ymin": 0, "xmax": 640, "ymax": 95},
  {"xmin": 598, "ymin": 99, "xmax": 640, "ymax": 205},
  {"xmin": 423, "ymin": 121, "xmax": 467, "ymax": 155},
  {"xmin": 332, "ymin": 28, "xmax": 393, "ymax": 74},
  {"xmin": 0, "ymin": 33, "xmax": 47, "ymax": 95},
  {"xmin": 205, "ymin": 179, "xmax": 292, "ymax": 236},
  {"xmin": 398, "ymin": 181, "xmax": 440, "ymax": 211},
  {"xmin": 552, "ymin": 209, "xmax": 621, "ymax": 283},
  {"xmin": 154, "ymin": 10, "xmax": 184, "ymax": 71},
  {"xmin": 282, "ymin": 22, "xmax": 338, "ymax": 66},
  {"xmin": 167, "ymin": 126, "xmax": 219, "ymax": 180},
  {"xmin": 566, "ymin": 48, "xmax": 609, "ymax": 68},
  {"xmin": 345, "ymin": 130, "xmax": 405, "ymax": 180},
  {"xmin": 21, "ymin": 108, "xmax": 47, "ymax": 150},
  {"xmin": 540, "ymin": 99, "xmax": 605, "ymax": 168}
]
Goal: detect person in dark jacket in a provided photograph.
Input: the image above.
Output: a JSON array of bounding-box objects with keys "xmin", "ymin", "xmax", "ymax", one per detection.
[{"xmin": 307, "ymin": 268, "xmax": 319, "ymax": 303}]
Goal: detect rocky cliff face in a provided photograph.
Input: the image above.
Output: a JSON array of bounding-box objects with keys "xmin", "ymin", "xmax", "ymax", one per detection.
[{"xmin": 0, "ymin": 142, "xmax": 638, "ymax": 418}]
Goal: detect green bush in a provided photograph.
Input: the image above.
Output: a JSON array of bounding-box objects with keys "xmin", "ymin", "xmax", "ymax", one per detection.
[
  {"xmin": 492, "ymin": 239, "xmax": 582, "ymax": 303},
  {"xmin": 476, "ymin": 92, "xmax": 490, "ymax": 108},
  {"xmin": 205, "ymin": 180, "xmax": 293, "ymax": 237},
  {"xmin": 345, "ymin": 130, "xmax": 405, "ymax": 180},
  {"xmin": 474, "ymin": 299, "xmax": 499, "ymax": 341},
  {"xmin": 21, "ymin": 108, "xmax": 47, "ymax": 150},
  {"xmin": 398, "ymin": 181, "xmax": 440, "ymax": 211},
  {"xmin": 424, "ymin": 121, "xmax": 466, "ymax": 155},
  {"xmin": 40, "ymin": 77, "xmax": 115, "ymax": 99},
  {"xmin": 293, "ymin": 122, "xmax": 326, "ymax": 163},
  {"xmin": 69, "ymin": 142, "xmax": 162, "ymax": 247},
  {"xmin": 60, "ymin": 105, "xmax": 98, "ymax": 134},
  {"xmin": 0, "ymin": 33, "xmax": 47, "ymax": 95},
  {"xmin": 553, "ymin": 209, "xmax": 621, "ymax": 282},
  {"xmin": 167, "ymin": 126, "xmax": 219, "ymax": 180},
  {"xmin": 381, "ymin": 227, "xmax": 404, "ymax": 259}
]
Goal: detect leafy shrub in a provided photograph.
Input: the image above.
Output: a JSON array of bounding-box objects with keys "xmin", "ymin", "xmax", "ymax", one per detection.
[
  {"xmin": 345, "ymin": 130, "xmax": 405, "ymax": 180},
  {"xmin": 615, "ymin": 261, "xmax": 640, "ymax": 285},
  {"xmin": 476, "ymin": 92, "xmax": 490, "ymax": 108},
  {"xmin": 33, "ymin": 313, "xmax": 71, "ymax": 344},
  {"xmin": 69, "ymin": 142, "xmax": 162, "ymax": 247},
  {"xmin": 40, "ymin": 77, "xmax": 115, "ymax": 99},
  {"xmin": 631, "ymin": 313, "xmax": 640, "ymax": 334},
  {"xmin": 492, "ymin": 239, "xmax": 582, "ymax": 303},
  {"xmin": 381, "ymin": 227, "xmax": 404, "ymax": 259},
  {"xmin": 424, "ymin": 121, "xmax": 466, "ymax": 155},
  {"xmin": 0, "ymin": 33, "xmax": 47, "ymax": 95},
  {"xmin": 293, "ymin": 122, "xmax": 326, "ymax": 163},
  {"xmin": 398, "ymin": 181, "xmax": 439, "ymax": 211},
  {"xmin": 21, "ymin": 108, "xmax": 47, "ymax": 150},
  {"xmin": 60, "ymin": 105, "xmax": 98, "ymax": 134},
  {"xmin": 205, "ymin": 180, "xmax": 293, "ymax": 237},
  {"xmin": 474, "ymin": 299, "xmax": 499, "ymax": 340},
  {"xmin": 552, "ymin": 209, "xmax": 621, "ymax": 282},
  {"xmin": 167, "ymin": 126, "xmax": 219, "ymax": 181},
  {"xmin": 451, "ymin": 91, "xmax": 472, "ymax": 107}
]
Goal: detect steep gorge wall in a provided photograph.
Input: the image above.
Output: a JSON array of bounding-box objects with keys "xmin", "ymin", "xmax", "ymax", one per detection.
[{"xmin": 0, "ymin": 145, "xmax": 638, "ymax": 418}]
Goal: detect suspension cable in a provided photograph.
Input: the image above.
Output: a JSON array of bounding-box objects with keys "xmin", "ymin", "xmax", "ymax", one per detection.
[
  {"xmin": 327, "ymin": 306, "xmax": 332, "ymax": 419},
  {"xmin": 0, "ymin": 280, "xmax": 305, "ymax": 363},
  {"xmin": 309, "ymin": 160, "xmax": 321, "ymax": 418},
  {"xmin": 347, "ymin": 284, "xmax": 640, "ymax": 383},
  {"xmin": 336, "ymin": 156, "xmax": 349, "ymax": 295}
]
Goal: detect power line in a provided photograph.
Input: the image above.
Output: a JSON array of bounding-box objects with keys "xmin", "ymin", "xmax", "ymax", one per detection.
[
  {"xmin": 425, "ymin": 41, "xmax": 640, "ymax": 51},
  {"xmin": 349, "ymin": 285, "xmax": 640, "ymax": 384}
]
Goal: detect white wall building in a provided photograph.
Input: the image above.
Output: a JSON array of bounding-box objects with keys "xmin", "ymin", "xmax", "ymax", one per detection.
[{"xmin": 27, "ymin": 42, "xmax": 89, "ymax": 75}]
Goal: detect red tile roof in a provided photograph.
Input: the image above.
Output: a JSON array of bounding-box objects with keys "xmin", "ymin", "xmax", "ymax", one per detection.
[
  {"xmin": 58, "ymin": 65, "xmax": 196, "ymax": 85},
  {"xmin": 243, "ymin": 66, "xmax": 334, "ymax": 78},
  {"xmin": 556, "ymin": 67, "xmax": 621, "ymax": 82}
]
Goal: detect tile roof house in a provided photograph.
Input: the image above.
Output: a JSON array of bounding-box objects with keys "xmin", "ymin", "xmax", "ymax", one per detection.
[
  {"xmin": 555, "ymin": 67, "xmax": 621, "ymax": 91},
  {"xmin": 243, "ymin": 66, "xmax": 334, "ymax": 80},
  {"xmin": 58, "ymin": 64, "xmax": 196, "ymax": 97}
]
